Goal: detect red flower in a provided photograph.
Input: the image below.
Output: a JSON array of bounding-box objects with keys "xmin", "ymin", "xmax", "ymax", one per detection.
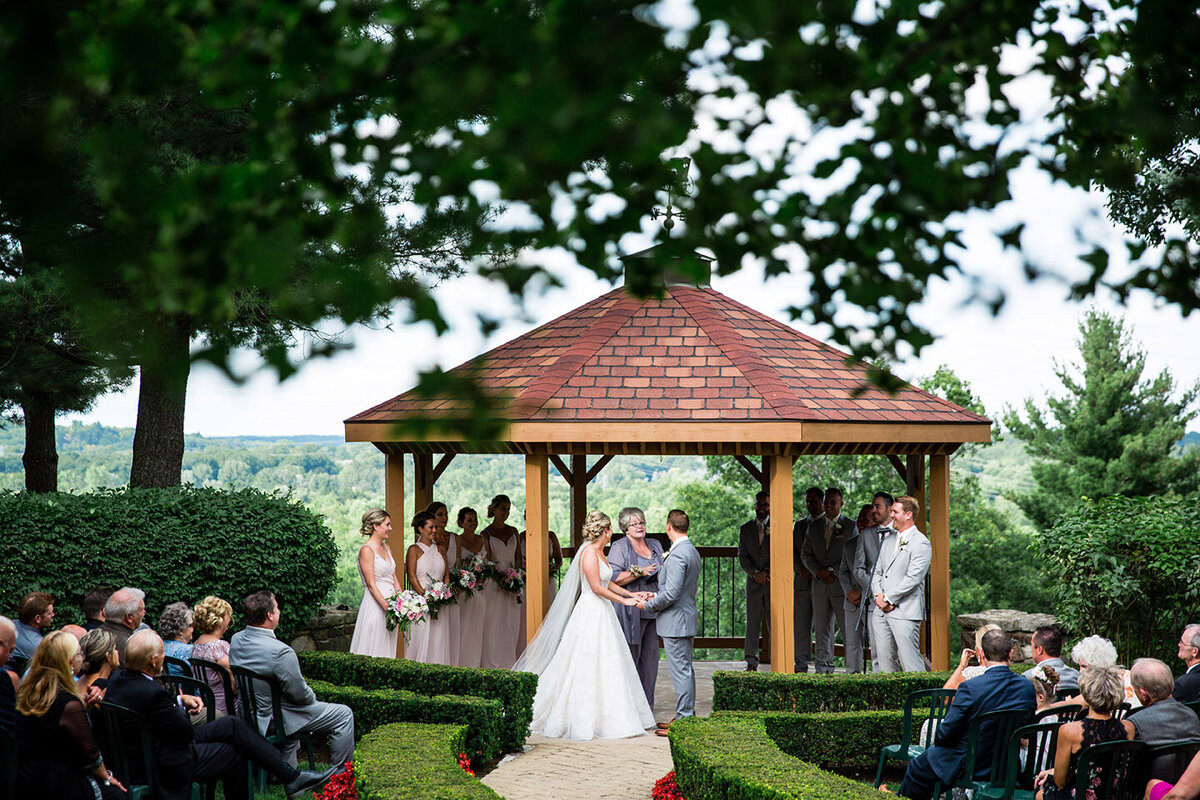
[
  {"xmin": 652, "ymin": 771, "xmax": 687, "ymax": 800},
  {"xmin": 458, "ymin": 753, "xmax": 476, "ymax": 777},
  {"xmin": 313, "ymin": 762, "xmax": 357, "ymax": 800}
]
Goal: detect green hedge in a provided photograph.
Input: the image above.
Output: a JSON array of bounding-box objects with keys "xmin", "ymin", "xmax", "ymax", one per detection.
[
  {"xmin": 714, "ymin": 666, "xmax": 1032, "ymax": 713},
  {"xmin": 670, "ymin": 714, "xmax": 889, "ymax": 800},
  {"xmin": 298, "ymin": 651, "xmax": 536, "ymax": 754},
  {"xmin": 754, "ymin": 710, "xmax": 904, "ymax": 772},
  {"xmin": 310, "ymin": 680, "xmax": 504, "ymax": 765},
  {"xmin": 0, "ymin": 487, "xmax": 337, "ymax": 641},
  {"xmin": 355, "ymin": 723, "xmax": 503, "ymax": 800}
]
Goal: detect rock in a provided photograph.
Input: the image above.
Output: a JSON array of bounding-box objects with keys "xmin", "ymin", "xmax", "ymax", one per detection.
[
  {"xmin": 291, "ymin": 635, "xmax": 316, "ymax": 652},
  {"xmin": 957, "ymin": 610, "xmax": 1057, "ymax": 632}
]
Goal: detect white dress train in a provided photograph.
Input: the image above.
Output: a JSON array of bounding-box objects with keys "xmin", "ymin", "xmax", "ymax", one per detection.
[{"xmin": 517, "ymin": 548, "xmax": 655, "ymax": 740}]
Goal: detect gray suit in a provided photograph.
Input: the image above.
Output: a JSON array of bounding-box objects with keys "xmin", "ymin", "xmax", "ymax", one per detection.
[
  {"xmin": 1132, "ymin": 697, "xmax": 1200, "ymax": 780},
  {"xmin": 737, "ymin": 517, "xmax": 770, "ymax": 667},
  {"xmin": 838, "ymin": 523, "xmax": 882, "ymax": 672},
  {"xmin": 1028, "ymin": 656, "xmax": 1079, "ymax": 693},
  {"xmin": 644, "ymin": 536, "xmax": 701, "ymax": 719},
  {"xmin": 229, "ymin": 625, "xmax": 355, "ymax": 766},
  {"xmin": 793, "ymin": 516, "xmax": 820, "ymax": 672},
  {"xmin": 869, "ymin": 526, "xmax": 932, "ymax": 672},
  {"xmin": 801, "ymin": 514, "xmax": 855, "ymax": 673}
]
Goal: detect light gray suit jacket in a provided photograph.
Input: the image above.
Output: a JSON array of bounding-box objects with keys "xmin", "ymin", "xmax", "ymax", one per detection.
[
  {"xmin": 229, "ymin": 625, "xmax": 322, "ymax": 736},
  {"xmin": 870, "ymin": 526, "xmax": 931, "ymax": 621},
  {"xmin": 644, "ymin": 537, "xmax": 700, "ymax": 638},
  {"xmin": 840, "ymin": 523, "xmax": 883, "ymax": 629}
]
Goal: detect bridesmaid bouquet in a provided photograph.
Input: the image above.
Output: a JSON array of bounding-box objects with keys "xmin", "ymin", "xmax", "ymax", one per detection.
[
  {"xmin": 497, "ymin": 566, "xmax": 526, "ymax": 602},
  {"xmin": 450, "ymin": 567, "xmax": 483, "ymax": 600},
  {"xmin": 461, "ymin": 552, "xmax": 495, "ymax": 581},
  {"xmin": 424, "ymin": 578, "xmax": 457, "ymax": 619},
  {"xmin": 385, "ymin": 589, "xmax": 429, "ymax": 635}
]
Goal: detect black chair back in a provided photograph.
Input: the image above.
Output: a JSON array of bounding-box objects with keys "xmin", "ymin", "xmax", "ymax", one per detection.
[
  {"xmin": 1005, "ymin": 721, "xmax": 1062, "ymax": 796},
  {"xmin": 163, "ymin": 655, "xmax": 194, "ymax": 678},
  {"xmin": 189, "ymin": 657, "xmax": 237, "ymax": 717},
  {"xmin": 0, "ymin": 726, "xmax": 16, "ymax": 800},
  {"xmin": 157, "ymin": 674, "xmax": 217, "ymax": 724},
  {"xmin": 1055, "ymin": 687, "xmax": 1079, "ymax": 702},
  {"xmin": 1146, "ymin": 739, "xmax": 1200, "ymax": 784},
  {"xmin": 1035, "ymin": 706, "xmax": 1068, "ymax": 723},
  {"xmin": 962, "ymin": 707, "xmax": 1033, "ymax": 783},
  {"xmin": 1185, "ymin": 699, "xmax": 1200, "ymax": 719},
  {"xmin": 1073, "ymin": 740, "xmax": 1147, "ymax": 800},
  {"xmin": 94, "ymin": 701, "xmax": 157, "ymax": 794},
  {"xmin": 902, "ymin": 688, "xmax": 958, "ymax": 747}
]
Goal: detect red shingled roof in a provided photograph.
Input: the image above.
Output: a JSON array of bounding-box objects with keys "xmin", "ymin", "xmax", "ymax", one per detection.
[{"xmin": 346, "ymin": 285, "xmax": 989, "ymax": 425}]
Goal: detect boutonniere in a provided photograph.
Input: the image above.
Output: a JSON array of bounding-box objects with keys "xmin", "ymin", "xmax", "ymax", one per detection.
[{"xmin": 897, "ymin": 533, "xmax": 911, "ymax": 549}]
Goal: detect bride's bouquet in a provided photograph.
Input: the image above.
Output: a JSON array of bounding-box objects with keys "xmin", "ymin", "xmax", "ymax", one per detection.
[
  {"xmin": 385, "ymin": 589, "xmax": 429, "ymax": 635},
  {"xmin": 497, "ymin": 566, "xmax": 526, "ymax": 603},
  {"xmin": 424, "ymin": 578, "xmax": 457, "ymax": 619}
]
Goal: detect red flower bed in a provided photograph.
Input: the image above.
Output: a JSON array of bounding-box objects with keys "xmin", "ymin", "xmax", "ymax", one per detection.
[
  {"xmin": 458, "ymin": 753, "xmax": 476, "ymax": 777},
  {"xmin": 653, "ymin": 771, "xmax": 687, "ymax": 800},
  {"xmin": 312, "ymin": 762, "xmax": 357, "ymax": 800}
]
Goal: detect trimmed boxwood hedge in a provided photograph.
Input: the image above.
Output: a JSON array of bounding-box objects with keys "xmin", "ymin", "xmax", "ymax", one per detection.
[
  {"xmin": 355, "ymin": 722, "xmax": 503, "ymax": 800},
  {"xmin": 740, "ymin": 710, "xmax": 905, "ymax": 772},
  {"xmin": 670, "ymin": 713, "xmax": 889, "ymax": 800},
  {"xmin": 0, "ymin": 487, "xmax": 337, "ymax": 641},
  {"xmin": 310, "ymin": 680, "xmax": 504, "ymax": 765},
  {"xmin": 714, "ymin": 666, "xmax": 1031, "ymax": 713},
  {"xmin": 298, "ymin": 651, "xmax": 536, "ymax": 754}
]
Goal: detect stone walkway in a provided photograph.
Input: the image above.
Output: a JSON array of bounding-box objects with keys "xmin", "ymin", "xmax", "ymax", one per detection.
[{"xmin": 481, "ymin": 660, "xmax": 741, "ymax": 800}]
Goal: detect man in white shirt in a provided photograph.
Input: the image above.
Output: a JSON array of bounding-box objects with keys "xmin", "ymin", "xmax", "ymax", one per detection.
[{"xmin": 870, "ymin": 495, "xmax": 931, "ymax": 673}]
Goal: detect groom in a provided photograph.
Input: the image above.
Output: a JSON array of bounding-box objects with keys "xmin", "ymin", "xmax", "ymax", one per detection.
[{"xmin": 640, "ymin": 509, "xmax": 701, "ymax": 736}]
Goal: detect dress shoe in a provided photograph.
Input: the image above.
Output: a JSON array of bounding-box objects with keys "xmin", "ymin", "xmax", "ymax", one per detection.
[
  {"xmin": 745, "ymin": 663, "xmax": 757, "ymax": 671},
  {"xmin": 655, "ymin": 727, "xmax": 671, "ymax": 737},
  {"xmin": 656, "ymin": 721, "xmax": 672, "ymax": 730},
  {"xmin": 285, "ymin": 766, "xmax": 338, "ymax": 799}
]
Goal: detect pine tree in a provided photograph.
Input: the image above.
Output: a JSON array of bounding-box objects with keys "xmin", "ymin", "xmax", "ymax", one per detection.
[{"xmin": 1003, "ymin": 310, "xmax": 1200, "ymax": 529}]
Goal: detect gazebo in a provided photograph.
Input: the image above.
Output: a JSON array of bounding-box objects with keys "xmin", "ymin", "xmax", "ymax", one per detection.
[{"xmin": 344, "ymin": 279, "xmax": 990, "ymax": 671}]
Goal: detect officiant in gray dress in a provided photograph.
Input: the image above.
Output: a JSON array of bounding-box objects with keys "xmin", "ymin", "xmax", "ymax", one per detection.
[{"xmin": 608, "ymin": 507, "xmax": 665, "ymax": 707}]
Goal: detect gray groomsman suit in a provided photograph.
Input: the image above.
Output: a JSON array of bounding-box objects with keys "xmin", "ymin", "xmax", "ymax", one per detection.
[
  {"xmin": 838, "ymin": 523, "xmax": 881, "ymax": 672},
  {"xmin": 869, "ymin": 525, "xmax": 932, "ymax": 672},
  {"xmin": 644, "ymin": 536, "xmax": 701, "ymax": 720},
  {"xmin": 793, "ymin": 515, "xmax": 820, "ymax": 673},
  {"xmin": 737, "ymin": 516, "xmax": 770, "ymax": 668},
  {"xmin": 801, "ymin": 513, "xmax": 855, "ymax": 673},
  {"xmin": 229, "ymin": 625, "xmax": 356, "ymax": 766}
]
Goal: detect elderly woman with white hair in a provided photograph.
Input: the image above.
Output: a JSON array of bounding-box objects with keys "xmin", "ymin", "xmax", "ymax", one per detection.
[
  {"xmin": 607, "ymin": 506, "xmax": 666, "ymax": 708},
  {"xmin": 1070, "ymin": 635, "xmax": 1141, "ymax": 710}
]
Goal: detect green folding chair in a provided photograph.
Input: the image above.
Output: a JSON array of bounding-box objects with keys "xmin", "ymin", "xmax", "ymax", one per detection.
[
  {"xmin": 976, "ymin": 721, "xmax": 1062, "ymax": 800},
  {"xmin": 94, "ymin": 701, "xmax": 207, "ymax": 800},
  {"xmin": 230, "ymin": 665, "xmax": 316, "ymax": 791},
  {"xmin": 931, "ymin": 707, "xmax": 1032, "ymax": 800},
  {"xmin": 874, "ymin": 688, "xmax": 957, "ymax": 788},
  {"xmin": 1146, "ymin": 739, "xmax": 1200, "ymax": 784},
  {"xmin": 1069, "ymin": 739, "xmax": 1147, "ymax": 800}
]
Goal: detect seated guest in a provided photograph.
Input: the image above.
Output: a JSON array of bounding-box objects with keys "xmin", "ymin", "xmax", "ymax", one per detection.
[
  {"xmin": 1175, "ymin": 625, "xmax": 1200, "ymax": 703},
  {"xmin": 15, "ymin": 631, "xmax": 126, "ymax": 799},
  {"xmin": 1069, "ymin": 635, "xmax": 1140, "ymax": 710},
  {"xmin": 944, "ymin": 624, "xmax": 1002, "ymax": 691},
  {"xmin": 105, "ymin": 630, "xmax": 334, "ymax": 800},
  {"xmin": 1129, "ymin": 658, "xmax": 1200, "ymax": 781},
  {"xmin": 191, "ymin": 595, "xmax": 236, "ymax": 714},
  {"xmin": 1020, "ymin": 664, "xmax": 1061, "ymax": 769},
  {"xmin": 61, "ymin": 624, "xmax": 88, "ymax": 641},
  {"xmin": 158, "ymin": 602, "xmax": 196, "ymax": 675},
  {"xmin": 1029, "ymin": 626, "xmax": 1080, "ymax": 694},
  {"xmin": 12, "ymin": 590, "xmax": 56, "ymax": 665},
  {"xmin": 77, "ymin": 628, "xmax": 119, "ymax": 700},
  {"xmin": 82, "ymin": 586, "xmax": 114, "ymax": 632},
  {"xmin": 1035, "ymin": 665, "xmax": 1134, "ymax": 800},
  {"xmin": 1148, "ymin": 752, "xmax": 1200, "ymax": 800},
  {"xmin": 897, "ymin": 630, "xmax": 1037, "ymax": 800},
  {"xmin": 0, "ymin": 616, "xmax": 19, "ymax": 733},
  {"xmin": 100, "ymin": 586, "xmax": 147, "ymax": 664},
  {"xmin": 230, "ymin": 591, "xmax": 355, "ymax": 772}
]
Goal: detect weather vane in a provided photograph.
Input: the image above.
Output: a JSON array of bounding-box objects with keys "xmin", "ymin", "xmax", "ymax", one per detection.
[{"xmin": 651, "ymin": 157, "xmax": 694, "ymax": 234}]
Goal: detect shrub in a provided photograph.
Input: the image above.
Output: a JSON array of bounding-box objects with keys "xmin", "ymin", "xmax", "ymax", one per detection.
[
  {"xmin": 355, "ymin": 723, "xmax": 503, "ymax": 800},
  {"xmin": 309, "ymin": 680, "xmax": 504, "ymax": 765},
  {"xmin": 755, "ymin": 710, "xmax": 905, "ymax": 772},
  {"xmin": 1036, "ymin": 495, "xmax": 1200, "ymax": 663},
  {"xmin": 298, "ymin": 651, "xmax": 536, "ymax": 754},
  {"xmin": 0, "ymin": 487, "xmax": 337, "ymax": 640},
  {"xmin": 670, "ymin": 714, "xmax": 888, "ymax": 800}
]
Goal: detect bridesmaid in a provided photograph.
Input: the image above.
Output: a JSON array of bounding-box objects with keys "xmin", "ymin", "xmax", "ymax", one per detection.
[
  {"xmin": 607, "ymin": 506, "xmax": 665, "ymax": 708},
  {"xmin": 349, "ymin": 508, "xmax": 399, "ymax": 658},
  {"xmin": 479, "ymin": 494, "xmax": 522, "ymax": 669},
  {"xmin": 455, "ymin": 507, "xmax": 488, "ymax": 668},
  {"xmin": 427, "ymin": 501, "xmax": 460, "ymax": 665},
  {"xmin": 405, "ymin": 511, "xmax": 450, "ymax": 664}
]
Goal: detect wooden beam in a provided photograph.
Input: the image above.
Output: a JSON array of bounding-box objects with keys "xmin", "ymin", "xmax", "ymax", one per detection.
[
  {"xmin": 733, "ymin": 455, "xmax": 763, "ymax": 484},
  {"xmin": 906, "ymin": 455, "xmax": 926, "ymax": 533},
  {"xmin": 886, "ymin": 454, "xmax": 907, "ymax": 483},
  {"xmin": 569, "ymin": 454, "xmax": 587, "ymax": 549},
  {"xmin": 385, "ymin": 454, "xmax": 406, "ymax": 659},
  {"xmin": 768, "ymin": 456, "xmax": 795, "ymax": 674},
  {"xmin": 413, "ymin": 453, "xmax": 434, "ymax": 513},
  {"xmin": 928, "ymin": 454, "xmax": 951, "ymax": 671},
  {"xmin": 548, "ymin": 454, "xmax": 573, "ymax": 483},
  {"xmin": 584, "ymin": 454, "xmax": 614, "ymax": 482},
  {"xmin": 525, "ymin": 454, "xmax": 551, "ymax": 643},
  {"xmin": 431, "ymin": 453, "xmax": 456, "ymax": 483}
]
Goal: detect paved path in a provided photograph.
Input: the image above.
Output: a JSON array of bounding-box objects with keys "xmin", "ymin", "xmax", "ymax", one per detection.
[{"xmin": 481, "ymin": 661, "xmax": 743, "ymax": 800}]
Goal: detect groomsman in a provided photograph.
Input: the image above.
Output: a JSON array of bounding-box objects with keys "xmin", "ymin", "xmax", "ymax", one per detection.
[
  {"xmin": 737, "ymin": 491, "xmax": 771, "ymax": 671},
  {"xmin": 792, "ymin": 486, "xmax": 824, "ymax": 673},
  {"xmin": 870, "ymin": 496, "xmax": 931, "ymax": 673},
  {"xmin": 801, "ymin": 488, "xmax": 854, "ymax": 673},
  {"xmin": 837, "ymin": 504, "xmax": 875, "ymax": 673},
  {"xmin": 843, "ymin": 492, "xmax": 893, "ymax": 671}
]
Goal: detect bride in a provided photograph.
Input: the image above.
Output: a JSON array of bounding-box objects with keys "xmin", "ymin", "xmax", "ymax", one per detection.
[{"xmin": 514, "ymin": 510, "xmax": 657, "ymax": 740}]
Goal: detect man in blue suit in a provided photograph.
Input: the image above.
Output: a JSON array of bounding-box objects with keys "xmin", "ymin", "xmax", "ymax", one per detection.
[{"xmin": 897, "ymin": 630, "xmax": 1036, "ymax": 800}]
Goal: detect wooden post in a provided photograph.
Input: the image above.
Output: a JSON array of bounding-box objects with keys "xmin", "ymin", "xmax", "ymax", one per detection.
[
  {"xmin": 768, "ymin": 455, "xmax": 795, "ymax": 674},
  {"xmin": 413, "ymin": 453, "xmax": 434, "ymax": 513},
  {"xmin": 905, "ymin": 454, "xmax": 927, "ymax": 532},
  {"xmin": 570, "ymin": 454, "xmax": 587, "ymax": 549},
  {"xmin": 385, "ymin": 453, "xmax": 406, "ymax": 658},
  {"xmin": 928, "ymin": 454, "xmax": 952, "ymax": 671},
  {"xmin": 525, "ymin": 454, "xmax": 550, "ymax": 642}
]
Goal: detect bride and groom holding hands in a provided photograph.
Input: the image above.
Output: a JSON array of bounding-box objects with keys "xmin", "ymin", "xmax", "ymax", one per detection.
[{"xmin": 515, "ymin": 508, "xmax": 701, "ymax": 741}]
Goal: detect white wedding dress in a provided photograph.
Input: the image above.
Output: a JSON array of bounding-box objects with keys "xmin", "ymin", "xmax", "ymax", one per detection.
[{"xmin": 515, "ymin": 545, "xmax": 655, "ymax": 740}]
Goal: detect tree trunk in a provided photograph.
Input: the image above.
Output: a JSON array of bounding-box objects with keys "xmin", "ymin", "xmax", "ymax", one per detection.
[
  {"xmin": 22, "ymin": 390, "xmax": 59, "ymax": 493},
  {"xmin": 129, "ymin": 316, "xmax": 192, "ymax": 488}
]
